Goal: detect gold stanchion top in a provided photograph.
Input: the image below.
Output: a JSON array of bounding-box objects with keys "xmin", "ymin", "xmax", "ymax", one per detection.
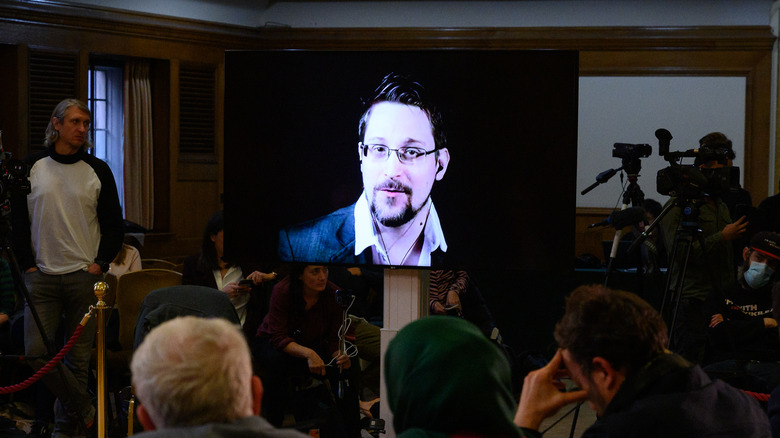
[{"xmin": 94, "ymin": 281, "xmax": 109, "ymax": 302}]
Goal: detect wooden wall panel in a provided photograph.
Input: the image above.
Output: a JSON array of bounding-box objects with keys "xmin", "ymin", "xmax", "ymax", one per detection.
[
  {"xmin": 575, "ymin": 207, "xmax": 635, "ymax": 263},
  {"xmin": 0, "ymin": 0, "xmax": 773, "ymax": 261}
]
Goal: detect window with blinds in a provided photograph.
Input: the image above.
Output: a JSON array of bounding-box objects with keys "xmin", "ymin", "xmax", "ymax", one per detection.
[
  {"xmin": 28, "ymin": 49, "xmax": 78, "ymax": 152},
  {"xmin": 179, "ymin": 65, "xmax": 216, "ymax": 160}
]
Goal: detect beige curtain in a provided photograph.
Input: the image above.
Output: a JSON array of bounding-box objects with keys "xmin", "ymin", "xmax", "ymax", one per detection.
[{"xmin": 123, "ymin": 59, "xmax": 154, "ymax": 229}]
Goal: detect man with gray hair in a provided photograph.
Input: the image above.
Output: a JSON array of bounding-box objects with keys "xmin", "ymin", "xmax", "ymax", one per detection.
[
  {"xmin": 11, "ymin": 98, "xmax": 124, "ymax": 437},
  {"xmin": 131, "ymin": 316, "xmax": 308, "ymax": 437}
]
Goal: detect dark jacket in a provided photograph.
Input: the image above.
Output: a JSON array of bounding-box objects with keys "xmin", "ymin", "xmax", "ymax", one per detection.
[
  {"xmin": 583, "ymin": 353, "xmax": 770, "ymax": 437},
  {"xmin": 256, "ymin": 276, "xmax": 343, "ymax": 358},
  {"xmin": 660, "ymin": 197, "xmax": 735, "ymax": 301},
  {"xmin": 133, "ymin": 285, "xmax": 240, "ymax": 348},
  {"xmin": 133, "ymin": 415, "xmax": 308, "ymax": 438},
  {"xmin": 707, "ymin": 281, "xmax": 780, "ymax": 363},
  {"xmin": 278, "ymin": 204, "xmax": 369, "ymax": 264},
  {"xmin": 278, "ymin": 203, "xmax": 445, "ymax": 266}
]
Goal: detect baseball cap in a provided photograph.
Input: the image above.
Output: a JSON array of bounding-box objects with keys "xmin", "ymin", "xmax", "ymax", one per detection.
[{"xmin": 749, "ymin": 232, "xmax": 780, "ymax": 261}]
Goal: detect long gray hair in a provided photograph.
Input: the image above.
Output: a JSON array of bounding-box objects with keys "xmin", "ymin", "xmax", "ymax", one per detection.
[{"xmin": 44, "ymin": 98, "xmax": 93, "ymax": 149}]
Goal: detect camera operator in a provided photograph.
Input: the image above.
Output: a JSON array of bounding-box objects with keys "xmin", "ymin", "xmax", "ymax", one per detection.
[
  {"xmin": 10, "ymin": 98, "xmax": 124, "ymax": 437},
  {"xmin": 698, "ymin": 132, "xmax": 752, "ymax": 220},
  {"xmin": 659, "ymin": 132, "xmax": 748, "ymax": 365}
]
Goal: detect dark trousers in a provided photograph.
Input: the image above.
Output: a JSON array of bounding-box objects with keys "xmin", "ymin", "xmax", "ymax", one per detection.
[
  {"xmin": 669, "ymin": 297, "xmax": 707, "ymax": 365},
  {"xmin": 252, "ymin": 338, "xmax": 360, "ymax": 438},
  {"xmin": 705, "ymin": 359, "xmax": 780, "ymax": 394},
  {"xmin": 24, "ymin": 269, "xmax": 99, "ymax": 436}
]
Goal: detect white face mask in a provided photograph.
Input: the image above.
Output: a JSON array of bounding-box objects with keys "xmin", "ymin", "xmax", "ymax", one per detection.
[{"xmin": 744, "ymin": 261, "xmax": 775, "ymax": 289}]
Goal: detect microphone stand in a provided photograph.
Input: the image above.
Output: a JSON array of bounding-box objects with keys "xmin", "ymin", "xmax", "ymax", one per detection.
[
  {"xmin": 581, "ymin": 166, "xmax": 623, "ymax": 196},
  {"xmin": 603, "ymin": 157, "xmax": 645, "ymax": 288},
  {"xmin": 338, "ymin": 309, "xmax": 346, "ymax": 400},
  {"xmin": 335, "ymin": 291, "xmax": 352, "ymax": 400}
]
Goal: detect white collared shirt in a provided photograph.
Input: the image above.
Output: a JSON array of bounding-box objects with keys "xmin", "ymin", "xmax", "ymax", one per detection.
[
  {"xmin": 353, "ymin": 191, "xmax": 447, "ymax": 266},
  {"xmin": 213, "ymin": 266, "xmax": 249, "ymax": 326}
]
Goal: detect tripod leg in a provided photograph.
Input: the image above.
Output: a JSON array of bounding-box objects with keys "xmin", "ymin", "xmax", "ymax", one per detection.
[
  {"xmin": 668, "ymin": 237, "xmax": 694, "ymax": 348},
  {"xmin": 660, "ymin": 232, "xmax": 684, "ymax": 319},
  {"xmin": 4, "ymin": 246, "xmax": 57, "ymax": 357},
  {"xmin": 660, "ymin": 229, "xmax": 697, "ymax": 349}
]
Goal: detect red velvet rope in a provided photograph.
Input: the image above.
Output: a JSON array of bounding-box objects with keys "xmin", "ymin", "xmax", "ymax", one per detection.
[
  {"xmin": 742, "ymin": 389, "xmax": 771, "ymax": 402},
  {"xmin": 0, "ymin": 321, "xmax": 88, "ymax": 394}
]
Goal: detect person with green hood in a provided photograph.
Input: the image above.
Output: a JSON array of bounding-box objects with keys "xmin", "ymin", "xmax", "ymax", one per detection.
[{"xmin": 384, "ymin": 316, "xmax": 536, "ymax": 438}]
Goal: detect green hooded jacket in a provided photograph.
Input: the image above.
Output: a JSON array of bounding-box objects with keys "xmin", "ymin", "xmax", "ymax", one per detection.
[{"xmin": 385, "ymin": 316, "xmax": 533, "ymax": 438}]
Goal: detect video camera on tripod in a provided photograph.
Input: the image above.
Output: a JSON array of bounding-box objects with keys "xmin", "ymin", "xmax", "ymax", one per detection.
[
  {"xmin": 0, "ymin": 132, "xmax": 31, "ymax": 234},
  {"xmin": 580, "ymin": 142, "xmax": 652, "ymax": 198},
  {"xmin": 654, "ymin": 128, "xmax": 739, "ymax": 199},
  {"xmin": 612, "ymin": 142, "xmax": 652, "ymax": 162}
]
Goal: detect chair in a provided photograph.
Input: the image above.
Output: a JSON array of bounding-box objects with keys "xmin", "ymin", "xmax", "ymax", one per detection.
[
  {"xmin": 133, "ymin": 285, "xmax": 239, "ymax": 348},
  {"xmin": 114, "ymin": 269, "xmax": 183, "ymax": 355},
  {"xmin": 140, "ymin": 258, "xmax": 179, "ymax": 271},
  {"xmin": 99, "ymin": 269, "xmax": 182, "ymax": 432}
]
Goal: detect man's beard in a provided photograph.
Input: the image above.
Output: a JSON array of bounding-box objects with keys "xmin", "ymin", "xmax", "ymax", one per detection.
[{"xmin": 370, "ymin": 180, "xmax": 423, "ymax": 228}]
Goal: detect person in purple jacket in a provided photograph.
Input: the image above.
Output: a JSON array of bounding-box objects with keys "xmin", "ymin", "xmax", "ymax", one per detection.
[{"xmin": 252, "ymin": 264, "xmax": 359, "ymax": 437}]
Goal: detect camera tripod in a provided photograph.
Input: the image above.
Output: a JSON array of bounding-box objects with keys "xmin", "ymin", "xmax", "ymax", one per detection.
[
  {"xmin": 600, "ymin": 155, "xmax": 646, "ymax": 288},
  {"xmin": 630, "ymin": 196, "xmax": 705, "ymax": 345}
]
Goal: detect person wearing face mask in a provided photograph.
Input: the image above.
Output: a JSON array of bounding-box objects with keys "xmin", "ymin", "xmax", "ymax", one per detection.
[{"xmin": 704, "ymin": 231, "xmax": 780, "ymax": 394}]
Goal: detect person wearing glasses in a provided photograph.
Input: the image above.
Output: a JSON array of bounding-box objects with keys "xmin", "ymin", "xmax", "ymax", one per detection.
[{"xmin": 278, "ymin": 73, "xmax": 450, "ymax": 267}]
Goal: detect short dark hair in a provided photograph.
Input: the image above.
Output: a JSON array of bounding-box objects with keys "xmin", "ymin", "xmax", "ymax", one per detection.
[
  {"xmin": 554, "ymin": 285, "xmax": 667, "ymax": 376},
  {"xmin": 358, "ymin": 72, "xmax": 446, "ymax": 150},
  {"xmin": 642, "ymin": 198, "xmax": 663, "ymax": 219},
  {"xmin": 695, "ymin": 131, "xmax": 735, "ymax": 166}
]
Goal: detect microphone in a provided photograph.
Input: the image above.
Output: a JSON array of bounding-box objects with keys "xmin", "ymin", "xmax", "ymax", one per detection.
[
  {"xmin": 589, "ymin": 207, "xmax": 647, "ymax": 229},
  {"xmin": 655, "ymin": 128, "xmax": 673, "ymax": 156}
]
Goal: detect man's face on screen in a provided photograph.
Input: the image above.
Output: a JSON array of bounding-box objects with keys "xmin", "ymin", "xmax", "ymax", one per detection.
[{"xmin": 360, "ymin": 101, "xmax": 448, "ymax": 228}]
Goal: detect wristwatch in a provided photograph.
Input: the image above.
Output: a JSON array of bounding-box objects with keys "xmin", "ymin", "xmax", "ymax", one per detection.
[{"xmin": 95, "ymin": 260, "xmax": 111, "ymax": 273}]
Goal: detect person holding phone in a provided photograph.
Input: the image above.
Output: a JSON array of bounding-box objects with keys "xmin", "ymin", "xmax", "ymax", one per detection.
[{"xmin": 182, "ymin": 210, "xmax": 278, "ymax": 337}]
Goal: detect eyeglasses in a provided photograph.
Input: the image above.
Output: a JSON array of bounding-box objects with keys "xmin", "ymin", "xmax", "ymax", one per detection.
[{"xmin": 360, "ymin": 143, "xmax": 437, "ymax": 164}]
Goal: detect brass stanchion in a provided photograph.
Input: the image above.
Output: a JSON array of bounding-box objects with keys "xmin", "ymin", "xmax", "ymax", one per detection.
[
  {"xmin": 128, "ymin": 395, "xmax": 134, "ymax": 436},
  {"xmin": 93, "ymin": 280, "xmax": 110, "ymax": 438}
]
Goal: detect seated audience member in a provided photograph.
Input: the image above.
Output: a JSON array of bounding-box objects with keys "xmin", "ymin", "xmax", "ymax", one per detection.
[
  {"xmin": 108, "ymin": 241, "xmax": 142, "ymax": 277},
  {"xmin": 252, "ymin": 264, "xmax": 360, "ymax": 437},
  {"xmin": 182, "ymin": 210, "xmax": 278, "ymax": 338},
  {"xmin": 514, "ymin": 285, "xmax": 771, "ymax": 437},
  {"xmin": 130, "ymin": 316, "xmax": 307, "ymax": 437},
  {"xmin": 705, "ymin": 231, "xmax": 780, "ymax": 393},
  {"xmin": 428, "ymin": 270, "xmax": 468, "ymax": 316},
  {"xmin": 327, "ymin": 266, "xmax": 384, "ymax": 326},
  {"xmin": 385, "ymin": 316, "xmax": 533, "ymax": 438},
  {"xmin": 313, "ymin": 266, "xmax": 383, "ymax": 412}
]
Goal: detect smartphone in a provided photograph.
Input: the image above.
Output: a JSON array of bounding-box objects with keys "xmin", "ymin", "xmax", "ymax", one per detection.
[{"xmin": 238, "ymin": 279, "xmax": 253, "ymax": 288}]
